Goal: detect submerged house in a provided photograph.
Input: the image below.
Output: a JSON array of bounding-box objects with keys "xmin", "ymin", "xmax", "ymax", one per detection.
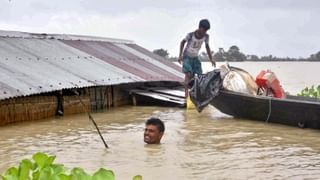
[{"xmin": 0, "ymin": 30, "xmax": 184, "ymax": 126}]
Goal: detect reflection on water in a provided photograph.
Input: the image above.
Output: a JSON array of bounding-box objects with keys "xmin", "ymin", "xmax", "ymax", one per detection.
[
  {"xmin": 1, "ymin": 106, "xmax": 320, "ymax": 179},
  {"xmin": 1, "ymin": 62, "xmax": 320, "ymax": 179}
]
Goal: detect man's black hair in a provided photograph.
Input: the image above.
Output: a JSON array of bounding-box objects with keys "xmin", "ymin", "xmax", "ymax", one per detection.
[
  {"xmin": 199, "ymin": 19, "xmax": 210, "ymax": 30},
  {"xmin": 146, "ymin": 118, "xmax": 165, "ymax": 132}
]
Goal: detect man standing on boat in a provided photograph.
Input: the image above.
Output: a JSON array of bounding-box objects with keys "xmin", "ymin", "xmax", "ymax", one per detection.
[{"xmin": 178, "ymin": 19, "xmax": 216, "ymax": 98}]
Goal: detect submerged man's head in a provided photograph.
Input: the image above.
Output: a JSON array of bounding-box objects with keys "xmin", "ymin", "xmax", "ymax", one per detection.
[{"xmin": 144, "ymin": 118, "xmax": 165, "ymax": 144}]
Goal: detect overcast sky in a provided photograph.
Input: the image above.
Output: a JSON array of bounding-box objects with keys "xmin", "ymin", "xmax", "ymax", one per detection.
[{"xmin": 1, "ymin": 0, "xmax": 319, "ymax": 58}]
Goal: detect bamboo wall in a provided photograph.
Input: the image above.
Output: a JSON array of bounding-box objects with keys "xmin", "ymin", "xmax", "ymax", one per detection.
[
  {"xmin": 0, "ymin": 95, "xmax": 57, "ymax": 126},
  {"xmin": 88, "ymin": 84, "xmax": 141, "ymax": 111},
  {"xmin": 113, "ymin": 85, "xmax": 134, "ymax": 107},
  {"xmin": 0, "ymin": 82, "xmax": 159, "ymax": 126},
  {"xmin": 63, "ymin": 94, "xmax": 90, "ymax": 115},
  {"xmin": 0, "ymin": 92, "xmax": 90, "ymax": 126},
  {"xmin": 89, "ymin": 86, "xmax": 113, "ymax": 111}
]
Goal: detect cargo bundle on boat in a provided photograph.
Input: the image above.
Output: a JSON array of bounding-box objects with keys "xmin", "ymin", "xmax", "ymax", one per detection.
[{"xmin": 190, "ymin": 64, "xmax": 320, "ymax": 129}]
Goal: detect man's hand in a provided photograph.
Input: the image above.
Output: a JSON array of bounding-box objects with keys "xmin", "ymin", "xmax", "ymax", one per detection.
[
  {"xmin": 211, "ymin": 60, "xmax": 216, "ymax": 68},
  {"xmin": 178, "ymin": 56, "xmax": 183, "ymax": 64},
  {"xmin": 205, "ymin": 44, "xmax": 215, "ymax": 68},
  {"xmin": 212, "ymin": 61, "xmax": 216, "ymax": 67}
]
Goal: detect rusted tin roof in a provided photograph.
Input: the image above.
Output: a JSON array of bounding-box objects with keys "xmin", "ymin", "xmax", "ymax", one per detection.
[{"xmin": 0, "ymin": 30, "xmax": 183, "ymax": 100}]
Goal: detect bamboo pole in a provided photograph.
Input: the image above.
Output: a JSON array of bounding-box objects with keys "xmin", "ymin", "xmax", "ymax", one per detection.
[{"xmin": 73, "ymin": 89, "xmax": 108, "ymax": 149}]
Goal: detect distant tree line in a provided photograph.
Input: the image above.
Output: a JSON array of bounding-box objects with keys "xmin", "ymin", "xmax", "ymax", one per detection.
[
  {"xmin": 153, "ymin": 46, "xmax": 320, "ymax": 62},
  {"xmin": 152, "ymin": 48, "xmax": 169, "ymax": 59}
]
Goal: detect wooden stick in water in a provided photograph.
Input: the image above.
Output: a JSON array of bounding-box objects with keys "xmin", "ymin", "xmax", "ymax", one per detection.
[{"xmin": 73, "ymin": 90, "xmax": 109, "ymax": 149}]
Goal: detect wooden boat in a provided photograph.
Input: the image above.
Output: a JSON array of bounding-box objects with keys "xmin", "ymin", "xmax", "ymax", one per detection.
[{"xmin": 210, "ymin": 90, "xmax": 320, "ymax": 129}]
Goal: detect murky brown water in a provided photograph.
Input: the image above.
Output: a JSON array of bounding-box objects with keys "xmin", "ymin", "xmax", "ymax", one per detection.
[{"xmin": 1, "ymin": 62, "xmax": 320, "ymax": 179}]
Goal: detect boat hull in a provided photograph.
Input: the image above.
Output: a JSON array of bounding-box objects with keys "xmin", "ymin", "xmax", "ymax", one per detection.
[{"xmin": 210, "ymin": 90, "xmax": 320, "ymax": 129}]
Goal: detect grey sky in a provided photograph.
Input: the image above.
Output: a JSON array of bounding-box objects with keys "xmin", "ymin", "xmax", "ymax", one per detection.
[{"xmin": 1, "ymin": 0, "xmax": 319, "ymax": 58}]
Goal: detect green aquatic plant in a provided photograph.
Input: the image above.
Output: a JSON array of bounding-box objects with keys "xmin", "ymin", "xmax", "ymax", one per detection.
[
  {"xmin": 298, "ymin": 85, "xmax": 320, "ymax": 98},
  {"xmin": 1, "ymin": 152, "xmax": 142, "ymax": 180}
]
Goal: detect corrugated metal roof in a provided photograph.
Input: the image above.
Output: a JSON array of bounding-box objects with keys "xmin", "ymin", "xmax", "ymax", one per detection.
[
  {"xmin": 0, "ymin": 30, "xmax": 184, "ymax": 100},
  {"xmin": 0, "ymin": 30, "xmax": 134, "ymax": 44}
]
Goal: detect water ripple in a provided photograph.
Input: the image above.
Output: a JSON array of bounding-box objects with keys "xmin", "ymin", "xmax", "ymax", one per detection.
[{"xmin": 1, "ymin": 106, "xmax": 320, "ymax": 179}]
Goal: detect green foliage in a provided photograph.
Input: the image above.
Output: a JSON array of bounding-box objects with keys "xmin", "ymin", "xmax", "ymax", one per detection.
[
  {"xmin": 309, "ymin": 51, "xmax": 320, "ymax": 61},
  {"xmin": 153, "ymin": 48, "xmax": 169, "ymax": 58},
  {"xmin": 213, "ymin": 46, "xmax": 246, "ymax": 62},
  {"xmin": 1, "ymin": 152, "xmax": 141, "ymax": 180},
  {"xmin": 92, "ymin": 168, "xmax": 114, "ymax": 180},
  {"xmin": 298, "ymin": 85, "xmax": 320, "ymax": 98},
  {"xmin": 133, "ymin": 175, "xmax": 143, "ymax": 180}
]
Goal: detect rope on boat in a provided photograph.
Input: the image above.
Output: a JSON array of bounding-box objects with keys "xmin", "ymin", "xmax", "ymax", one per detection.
[{"xmin": 266, "ymin": 97, "xmax": 272, "ymax": 123}]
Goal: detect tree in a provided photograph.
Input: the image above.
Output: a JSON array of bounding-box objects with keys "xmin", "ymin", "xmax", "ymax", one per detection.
[
  {"xmin": 229, "ymin": 45, "xmax": 240, "ymax": 52},
  {"xmin": 199, "ymin": 51, "xmax": 214, "ymax": 61},
  {"xmin": 213, "ymin": 48, "xmax": 227, "ymax": 62},
  {"xmin": 316, "ymin": 51, "xmax": 320, "ymax": 60},
  {"xmin": 309, "ymin": 51, "xmax": 320, "ymax": 61},
  {"xmin": 247, "ymin": 55, "xmax": 259, "ymax": 61},
  {"xmin": 227, "ymin": 45, "xmax": 246, "ymax": 61},
  {"xmin": 153, "ymin": 49, "xmax": 169, "ymax": 58}
]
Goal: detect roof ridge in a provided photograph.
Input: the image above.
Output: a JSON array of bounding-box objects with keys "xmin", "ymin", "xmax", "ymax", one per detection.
[{"xmin": 0, "ymin": 30, "xmax": 135, "ymax": 44}]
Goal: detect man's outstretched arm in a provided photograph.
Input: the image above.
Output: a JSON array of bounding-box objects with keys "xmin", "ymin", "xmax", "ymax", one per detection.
[
  {"xmin": 178, "ymin": 39, "xmax": 186, "ymax": 64},
  {"xmin": 206, "ymin": 44, "xmax": 216, "ymax": 67}
]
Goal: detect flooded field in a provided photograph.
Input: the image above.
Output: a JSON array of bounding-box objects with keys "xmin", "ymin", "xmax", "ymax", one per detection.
[{"xmin": 1, "ymin": 62, "xmax": 320, "ymax": 179}]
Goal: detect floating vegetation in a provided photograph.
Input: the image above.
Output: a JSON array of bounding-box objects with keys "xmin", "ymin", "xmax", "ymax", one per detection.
[
  {"xmin": 1, "ymin": 152, "xmax": 142, "ymax": 180},
  {"xmin": 298, "ymin": 85, "xmax": 320, "ymax": 98}
]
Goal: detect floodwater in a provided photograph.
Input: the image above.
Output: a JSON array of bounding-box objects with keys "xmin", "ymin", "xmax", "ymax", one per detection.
[{"xmin": 1, "ymin": 62, "xmax": 320, "ymax": 179}]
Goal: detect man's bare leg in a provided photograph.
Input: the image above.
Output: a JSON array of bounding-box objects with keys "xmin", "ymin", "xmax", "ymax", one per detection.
[{"xmin": 184, "ymin": 72, "xmax": 192, "ymax": 98}]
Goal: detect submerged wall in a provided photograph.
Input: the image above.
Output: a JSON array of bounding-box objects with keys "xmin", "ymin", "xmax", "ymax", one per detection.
[
  {"xmin": 0, "ymin": 92, "xmax": 90, "ymax": 126},
  {"xmin": 0, "ymin": 82, "xmax": 167, "ymax": 126},
  {"xmin": 0, "ymin": 95, "xmax": 56, "ymax": 125},
  {"xmin": 0, "ymin": 85, "xmax": 130, "ymax": 126}
]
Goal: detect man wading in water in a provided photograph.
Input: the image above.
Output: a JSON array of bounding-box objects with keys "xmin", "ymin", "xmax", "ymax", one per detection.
[
  {"xmin": 178, "ymin": 19, "xmax": 216, "ymax": 98},
  {"xmin": 144, "ymin": 118, "xmax": 165, "ymax": 144}
]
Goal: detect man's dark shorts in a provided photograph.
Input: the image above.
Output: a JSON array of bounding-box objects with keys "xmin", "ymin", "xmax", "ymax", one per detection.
[{"xmin": 182, "ymin": 55, "xmax": 202, "ymax": 76}]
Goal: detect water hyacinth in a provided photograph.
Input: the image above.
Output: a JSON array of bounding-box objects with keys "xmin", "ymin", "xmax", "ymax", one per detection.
[
  {"xmin": 298, "ymin": 85, "xmax": 320, "ymax": 98},
  {"xmin": 1, "ymin": 152, "xmax": 142, "ymax": 180}
]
